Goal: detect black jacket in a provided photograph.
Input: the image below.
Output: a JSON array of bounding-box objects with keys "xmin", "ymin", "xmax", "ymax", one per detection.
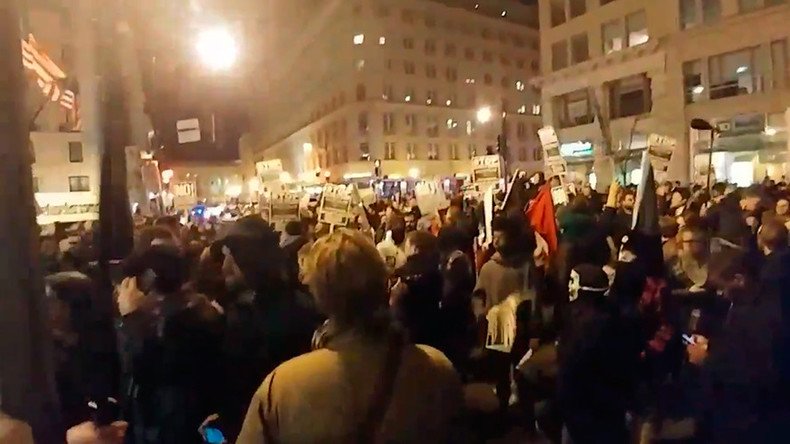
[
  {"xmin": 393, "ymin": 253, "xmax": 443, "ymax": 348},
  {"xmin": 704, "ymin": 195, "xmax": 752, "ymax": 246}
]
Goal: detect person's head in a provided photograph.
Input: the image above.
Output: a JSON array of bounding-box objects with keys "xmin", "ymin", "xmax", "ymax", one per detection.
[
  {"xmin": 757, "ymin": 219, "xmax": 789, "ymax": 256},
  {"xmin": 389, "ymin": 216, "xmax": 406, "ymax": 245},
  {"xmin": 445, "ymin": 204, "xmax": 464, "ymax": 225},
  {"xmin": 659, "ymin": 216, "xmax": 679, "ymax": 240},
  {"xmin": 136, "ymin": 225, "xmax": 179, "ymax": 252},
  {"xmin": 568, "ymin": 264, "xmax": 610, "ymax": 302},
  {"xmin": 569, "ymin": 195, "xmax": 590, "ymax": 214},
  {"xmin": 284, "ymin": 220, "xmax": 304, "ymax": 237},
  {"xmin": 740, "ymin": 185, "xmax": 762, "ymax": 213},
  {"xmin": 302, "ymin": 229, "xmax": 388, "ymax": 326},
  {"xmin": 491, "ymin": 215, "xmax": 522, "ymax": 257},
  {"xmin": 620, "ymin": 189, "xmax": 636, "ymax": 212},
  {"xmin": 708, "ymin": 250, "xmax": 756, "ymax": 300},
  {"xmin": 437, "ymin": 226, "xmax": 470, "ymax": 256},
  {"xmin": 711, "ymin": 182, "xmax": 727, "ymax": 201},
  {"xmin": 670, "ymin": 190, "xmax": 686, "ymax": 209},
  {"xmin": 549, "ymin": 176, "xmax": 561, "ymax": 187},
  {"xmin": 404, "ymin": 230, "xmax": 438, "ymax": 258},
  {"xmin": 123, "ymin": 244, "xmax": 188, "ymax": 296},
  {"xmin": 403, "ymin": 211, "xmax": 417, "ymax": 232},
  {"xmin": 679, "ymin": 226, "xmax": 707, "ymax": 259},
  {"xmin": 776, "ymin": 198, "xmax": 790, "ymax": 216}
]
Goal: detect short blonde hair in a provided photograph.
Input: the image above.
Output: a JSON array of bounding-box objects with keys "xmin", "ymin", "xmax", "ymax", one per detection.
[{"xmin": 302, "ymin": 228, "xmax": 388, "ymax": 324}]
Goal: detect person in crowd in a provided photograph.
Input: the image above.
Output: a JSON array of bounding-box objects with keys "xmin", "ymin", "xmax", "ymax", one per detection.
[
  {"xmin": 557, "ymin": 264, "xmax": 634, "ymax": 444},
  {"xmin": 236, "ymin": 229, "xmax": 463, "ymax": 444},
  {"xmin": 376, "ymin": 215, "xmax": 407, "ymax": 273},
  {"xmin": 704, "ymin": 185, "xmax": 762, "ymax": 248},
  {"xmin": 687, "ymin": 249, "xmax": 785, "ymax": 443},
  {"xmin": 602, "ymin": 185, "xmax": 635, "ymax": 250},
  {"xmin": 669, "ymin": 226, "xmax": 709, "ymax": 291},
  {"xmin": 580, "ymin": 183, "xmax": 603, "ymax": 213},
  {"xmin": 391, "ymin": 230, "xmax": 443, "ymax": 348},
  {"xmin": 117, "ymin": 244, "xmax": 224, "ymax": 444},
  {"xmin": 134, "ymin": 225, "xmax": 179, "ymax": 252},
  {"xmin": 214, "ymin": 216, "xmax": 321, "ymax": 440},
  {"xmin": 660, "ymin": 216, "xmax": 680, "ymax": 264},
  {"xmin": 762, "ymin": 197, "xmax": 790, "ymax": 226},
  {"xmin": 280, "ymin": 220, "xmax": 310, "ymax": 288}
]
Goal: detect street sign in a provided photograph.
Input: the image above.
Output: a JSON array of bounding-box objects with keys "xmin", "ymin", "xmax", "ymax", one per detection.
[{"xmin": 176, "ymin": 118, "xmax": 201, "ymax": 144}]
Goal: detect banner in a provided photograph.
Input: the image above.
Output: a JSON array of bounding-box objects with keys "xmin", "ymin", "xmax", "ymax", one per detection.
[
  {"xmin": 471, "ymin": 155, "xmax": 502, "ymax": 191},
  {"xmin": 172, "ymin": 181, "xmax": 196, "ymax": 198},
  {"xmin": 318, "ymin": 183, "xmax": 354, "ymax": 227},
  {"xmin": 537, "ymin": 126, "xmax": 568, "ymax": 178},
  {"xmin": 414, "ymin": 181, "xmax": 450, "ymax": 215},
  {"xmin": 647, "ymin": 134, "xmax": 676, "ymax": 173}
]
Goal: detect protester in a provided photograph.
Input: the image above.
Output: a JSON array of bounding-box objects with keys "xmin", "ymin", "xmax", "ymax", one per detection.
[
  {"xmin": 669, "ymin": 225, "xmax": 709, "ymax": 291},
  {"xmin": 236, "ymin": 229, "xmax": 463, "ymax": 443},
  {"xmin": 376, "ymin": 215, "xmax": 407, "ymax": 273}
]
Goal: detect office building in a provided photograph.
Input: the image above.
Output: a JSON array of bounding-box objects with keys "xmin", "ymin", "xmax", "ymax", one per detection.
[
  {"xmin": 241, "ymin": 0, "xmax": 543, "ymax": 184},
  {"xmin": 537, "ymin": 0, "xmax": 790, "ymax": 185}
]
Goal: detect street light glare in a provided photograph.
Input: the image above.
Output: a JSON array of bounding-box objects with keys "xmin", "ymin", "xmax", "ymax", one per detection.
[
  {"xmin": 477, "ymin": 106, "xmax": 492, "ymax": 123},
  {"xmin": 196, "ymin": 27, "xmax": 239, "ymax": 71}
]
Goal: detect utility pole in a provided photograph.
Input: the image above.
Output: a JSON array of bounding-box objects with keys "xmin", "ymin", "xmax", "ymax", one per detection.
[{"xmin": 0, "ymin": 0, "xmax": 61, "ymax": 441}]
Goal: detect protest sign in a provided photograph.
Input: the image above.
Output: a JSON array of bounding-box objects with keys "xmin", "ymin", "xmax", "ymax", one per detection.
[
  {"xmin": 471, "ymin": 155, "xmax": 502, "ymax": 191},
  {"xmin": 255, "ymin": 159, "xmax": 283, "ymax": 182},
  {"xmin": 647, "ymin": 134, "xmax": 676, "ymax": 173},
  {"xmin": 318, "ymin": 183, "xmax": 354, "ymax": 227},
  {"xmin": 414, "ymin": 181, "xmax": 450, "ymax": 215},
  {"xmin": 538, "ymin": 126, "xmax": 569, "ymax": 182}
]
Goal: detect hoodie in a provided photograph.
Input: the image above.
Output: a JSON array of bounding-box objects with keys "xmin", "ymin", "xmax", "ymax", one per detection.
[{"xmin": 474, "ymin": 251, "xmax": 534, "ymax": 311}]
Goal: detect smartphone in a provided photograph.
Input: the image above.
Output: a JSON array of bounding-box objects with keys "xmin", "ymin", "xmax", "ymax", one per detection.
[
  {"xmin": 682, "ymin": 334, "xmax": 696, "ymax": 345},
  {"xmin": 202, "ymin": 427, "xmax": 226, "ymax": 444}
]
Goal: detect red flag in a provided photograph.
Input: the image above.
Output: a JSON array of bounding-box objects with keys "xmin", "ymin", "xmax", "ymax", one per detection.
[{"xmin": 526, "ymin": 184, "xmax": 558, "ymax": 254}]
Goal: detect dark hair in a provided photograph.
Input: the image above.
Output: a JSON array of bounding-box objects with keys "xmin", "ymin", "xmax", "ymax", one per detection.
[
  {"xmin": 759, "ymin": 220, "xmax": 789, "ymax": 253},
  {"xmin": 620, "ymin": 188, "xmax": 636, "ymax": 202},
  {"xmin": 712, "ymin": 182, "xmax": 727, "ymax": 197},
  {"xmin": 437, "ymin": 226, "xmax": 469, "ymax": 255},
  {"xmin": 136, "ymin": 226, "xmax": 176, "ymax": 251},
  {"xmin": 491, "ymin": 214, "xmax": 522, "ymax": 239},
  {"xmin": 742, "ymin": 185, "xmax": 762, "ymax": 200},
  {"xmin": 406, "ymin": 230, "xmax": 438, "ymax": 256},
  {"xmin": 123, "ymin": 244, "xmax": 187, "ymax": 294},
  {"xmin": 659, "ymin": 216, "xmax": 679, "ymax": 239},
  {"xmin": 390, "ymin": 216, "xmax": 406, "ymax": 245},
  {"xmin": 284, "ymin": 220, "xmax": 303, "ymax": 237}
]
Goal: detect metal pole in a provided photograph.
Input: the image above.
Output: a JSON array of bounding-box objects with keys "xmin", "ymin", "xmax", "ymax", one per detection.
[
  {"xmin": 0, "ymin": 0, "xmax": 61, "ymax": 440},
  {"xmin": 706, "ymin": 130, "xmax": 715, "ymax": 192}
]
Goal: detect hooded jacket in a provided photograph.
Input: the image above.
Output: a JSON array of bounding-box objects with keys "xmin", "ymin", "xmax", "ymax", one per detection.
[{"xmin": 474, "ymin": 251, "xmax": 534, "ymax": 311}]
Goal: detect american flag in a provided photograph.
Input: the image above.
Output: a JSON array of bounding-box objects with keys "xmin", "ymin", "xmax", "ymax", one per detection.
[{"xmin": 20, "ymin": 33, "xmax": 77, "ymax": 111}]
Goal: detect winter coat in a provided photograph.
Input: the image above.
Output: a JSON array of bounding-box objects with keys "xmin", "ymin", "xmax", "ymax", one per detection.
[{"xmin": 393, "ymin": 253, "xmax": 443, "ymax": 348}]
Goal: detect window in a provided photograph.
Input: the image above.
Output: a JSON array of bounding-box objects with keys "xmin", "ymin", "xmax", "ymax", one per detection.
[
  {"xmin": 708, "ymin": 47, "xmax": 760, "ymax": 99},
  {"xmin": 355, "ymin": 59, "xmax": 365, "ymax": 71},
  {"xmin": 404, "ymin": 87, "xmax": 415, "ymax": 102},
  {"xmin": 531, "ymin": 61, "xmax": 540, "ymax": 73},
  {"xmin": 446, "ymin": 93, "xmax": 457, "ymax": 107},
  {"xmin": 425, "ymin": 15, "xmax": 437, "ymax": 27},
  {"xmin": 404, "ymin": 61, "xmax": 416, "ymax": 75},
  {"xmin": 69, "ymin": 176, "xmax": 90, "ymax": 192},
  {"xmin": 68, "ymin": 141, "xmax": 83, "ymax": 162},
  {"xmin": 683, "ymin": 60, "xmax": 704, "ymax": 103},
  {"xmin": 446, "ymin": 67, "xmax": 458, "ymax": 82},
  {"xmin": 501, "ymin": 76, "xmax": 510, "ymax": 88},
  {"xmin": 356, "ymin": 83, "xmax": 366, "ymax": 101},
  {"xmin": 379, "ymin": 36, "xmax": 386, "ymax": 45},
  {"xmin": 358, "ymin": 112, "xmax": 369, "ymax": 134},
  {"xmin": 703, "ymin": 0, "xmax": 722, "ymax": 23},
  {"xmin": 569, "ymin": 0, "xmax": 587, "ymax": 18},
  {"xmin": 550, "ymin": 0, "xmax": 566, "ymax": 27},
  {"xmin": 446, "ymin": 118, "xmax": 460, "ymax": 135},
  {"xmin": 382, "ymin": 84, "xmax": 393, "ymax": 101},
  {"xmin": 426, "ymin": 64, "xmax": 437, "ymax": 78},
  {"xmin": 383, "ymin": 113, "xmax": 395, "ymax": 134},
  {"xmin": 738, "ymin": 0, "xmax": 760, "ymax": 12},
  {"xmin": 570, "ymin": 33, "xmax": 589, "ymax": 64},
  {"xmin": 359, "ymin": 142, "xmax": 370, "ymax": 160},
  {"xmin": 466, "ymin": 120, "xmax": 476, "ymax": 136},
  {"xmin": 515, "ymin": 80, "xmax": 526, "ymax": 91},
  {"xmin": 426, "ymin": 116, "xmax": 439, "ymax": 137},
  {"xmin": 517, "ymin": 122, "xmax": 528, "ymax": 141},
  {"xmin": 384, "ymin": 142, "xmax": 396, "ymax": 160},
  {"xmin": 680, "ymin": 0, "xmax": 698, "ymax": 29},
  {"xmin": 516, "ymin": 59, "xmax": 525, "ymax": 69},
  {"xmin": 552, "ymin": 41, "xmax": 568, "ymax": 71},
  {"xmin": 403, "ymin": 38, "xmax": 414, "ymax": 49},
  {"xmin": 626, "ymin": 11, "xmax": 649, "ymax": 47},
  {"xmin": 406, "ymin": 143, "xmax": 417, "ymax": 160},
  {"xmin": 500, "ymin": 55, "xmax": 511, "ymax": 66},
  {"xmin": 771, "ymin": 39, "xmax": 788, "ymax": 88},
  {"xmin": 602, "ymin": 19, "xmax": 624, "ymax": 54},
  {"xmin": 532, "ymin": 104, "xmax": 542, "ymax": 115},
  {"xmin": 464, "ymin": 48, "xmax": 475, "ymax": 60},
  {"xmin": 427, "ymin": 143, "xmax": 439, "ymax": 160},
  {"xmin": 445, "ymin": 43, "xmax": 457, "ymax": 57},
  {"xmin": 484, "ymin": 73, "xmax": 493, "ymax": 85},
  {"xmin": 468, "ymin": 144, "xmax": 477, "ymax": 158},
  {"xmin": 533, "ymin": 146, "xmax": 544, "ymax": 161},
  {"xmin": 353, "ymin": 34, "xmax": 364, "ymax": 45},
  {"xmin": 425, "ymin": 39, "xmax": 436, "ymax": 55},
  {"xmin": 426, "ymin": 90, "xmax": 436, "ymax": 105},
  {"xmin": 517, "ymin": 105, "xmax": 527, "ymax": 114},
  {"xmin": 401, "ymin": 9, "xmax": 416, "ymax": 23},
  {"xmin": 405, "ymin": 113, "xmax": 417, "ymax": 134},
  {"xmin": 556, "ymin": 89, "xmax": 593, "ymax": 127},
  {"xmin": 609, "ymin": 73, "xmax": 652, "ymax": 118},
  {"xmin": 450, "ymin": 143, "xmax": 460, "ymax": 160},
  {"xmin": 483, "ymin": 51, "xmax": 493, "ymax": 62}
]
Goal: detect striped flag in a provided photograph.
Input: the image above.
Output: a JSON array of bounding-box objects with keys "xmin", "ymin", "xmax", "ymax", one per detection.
[{"xmin": 20, "ymin": 33, "xmax": 76, "ymax": 111}]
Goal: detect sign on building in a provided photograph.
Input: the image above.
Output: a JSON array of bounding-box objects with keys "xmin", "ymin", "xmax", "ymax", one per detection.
[{"xmin": 176, "ymin": 118, "xmax": 201, "ymax": 144}]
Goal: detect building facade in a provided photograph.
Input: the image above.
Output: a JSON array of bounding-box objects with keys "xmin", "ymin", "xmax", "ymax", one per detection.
[
  {"xmin": 241, "ymin": 0, "xmax": 544, "ymax": 184},
  {"xmin": 537, "ymin": 0, "xmax": 790, "ymax": 185},
  {"xmin": 27, "ymin": 0, "xmax": 102, "ymax": 224}
]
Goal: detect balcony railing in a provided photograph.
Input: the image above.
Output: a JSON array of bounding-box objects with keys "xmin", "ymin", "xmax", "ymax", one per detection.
[{"xmin": 709, "ymin": 75, "xmax": 765, "ymax": 100}]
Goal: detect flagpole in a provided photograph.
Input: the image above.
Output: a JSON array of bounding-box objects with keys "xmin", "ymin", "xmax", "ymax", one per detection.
[{"xmin": 0, "ymin": 0, "xmax": 61, "ymax": 440}]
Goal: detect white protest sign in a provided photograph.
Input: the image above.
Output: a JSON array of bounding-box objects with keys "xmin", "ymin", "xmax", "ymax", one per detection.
[
  {"xmin": 414, "ymin": 181, "xmax": 450, "ymax": 215},
  {"xmin": 262, "ymin": 191, "xmax": 301, "ymax": 231},
  {"xmin": 318, "ymin": 183, "xmax": 354, "ymax": 227},
  {"xmin": 471, "ymin": 155, "xmax": 502, "ymax": 191},
  {"xmin": 538, "ymin": 126, "xmax": 569, "ymax": 180},
  {"xmin": 647, "ymin": 134, "xmax": 676, "ymax": 173}
]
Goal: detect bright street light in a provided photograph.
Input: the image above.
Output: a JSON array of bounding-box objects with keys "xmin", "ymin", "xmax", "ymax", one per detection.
[
  {"xmin": 195, "ymin": 26, "xmax": 239, "ymax": 71},
  {"xmin": 476, "ymin": 106, "xmax": 492, "ymax": 124}
]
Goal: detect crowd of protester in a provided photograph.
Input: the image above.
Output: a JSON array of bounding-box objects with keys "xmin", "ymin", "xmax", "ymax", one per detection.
[{"xmin": 34, "ymin": 173, "xmax": 790, "ymax": 443}]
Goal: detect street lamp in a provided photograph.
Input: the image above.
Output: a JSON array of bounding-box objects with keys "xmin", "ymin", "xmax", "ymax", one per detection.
[
  {"xmin": 195, "ymin": 26, "xmax": 239, "ymax": 71},
  {"xmin": 476, "ymin": 106, "xmax": 492, "ymax": 124},
  {"xmin": 690, "ymin": 118, "xmax": 719, "ymax": 192}
]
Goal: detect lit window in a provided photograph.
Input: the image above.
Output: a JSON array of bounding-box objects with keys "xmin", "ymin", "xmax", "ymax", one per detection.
[
  {"xmin": 532, "ymin": 104, "xmax": 541, "ymax": 115},
  {"xmin": 353, "ymin": 34, "xmax": 364, "ymax": 45},
  {"xmin": 517, "ymin": 105, "xmax": 527, "ymax": 114},
  {"xmin": 626, "ymin": 11, "xmax": 649, "ymax": 47},
  {"xmin": 515, "ymin": 80, "xmax": 525, "ymax": 91},
  {"xmin": 501, "ymin": 10, "xmax": 507, "ymax": 17},
  {"xmin": 355, "ymin": 59, "xmax": 365, "ymax": 70},
  {"xmin": 379, "ymin": 36, "xmax": 386, "ymax": 45}
]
